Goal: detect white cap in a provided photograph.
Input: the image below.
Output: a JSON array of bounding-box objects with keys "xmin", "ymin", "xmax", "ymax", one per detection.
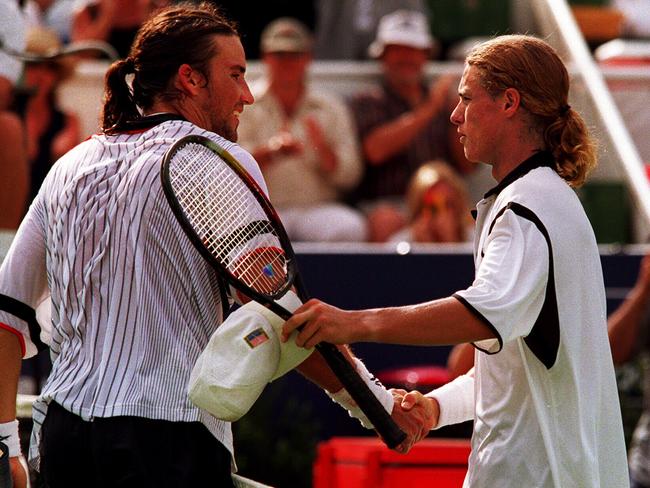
[
  {"xmin": 368, "ymin": 10, "xmax": 435, "ymax": 58},
  {"xmin": 188, "ymin": 291, "xmax": 313, "ymax": 421}
]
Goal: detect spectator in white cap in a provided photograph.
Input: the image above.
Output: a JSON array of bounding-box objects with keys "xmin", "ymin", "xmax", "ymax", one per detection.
[
  {"xmin": 238, "ymin": 17, "xmax": 368, "ymax": 242},
  {"xmin": 348, "ymin": 9, "xmax": 479, "ymax": 242}
]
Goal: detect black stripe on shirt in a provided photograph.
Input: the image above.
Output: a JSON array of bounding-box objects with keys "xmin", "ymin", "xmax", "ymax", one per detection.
[
  {"xmin": 452, "ymin": 293, "xmax": 503, "ymax": 352},
  {"xmin": 488, "ymin": 202, "xmax": 560, "ymax": 369},
  {"xmin": 0, "ymin": 294, "xmax": 47, "ymax": 352}
]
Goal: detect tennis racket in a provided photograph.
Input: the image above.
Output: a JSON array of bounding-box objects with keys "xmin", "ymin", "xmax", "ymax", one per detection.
[
  {"xmin": 161, "ymin": 134, "xmax": 406, "ymax": 448},
  {"xmin": 0, "ymin": 442, "xmax": 12, "ymax": 488}
]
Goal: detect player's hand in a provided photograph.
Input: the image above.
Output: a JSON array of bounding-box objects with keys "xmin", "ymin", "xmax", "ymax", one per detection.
[
  {"xmin": 390, "ymin": 389, "xmax": 439, "ymax": 454},
  {"xmin": 281, "ymin": 299, "xmax": 364, "ymax": 347},
  {"xmin": 10, "ymin": 456, "xmax": 28, "ymax": 488}
]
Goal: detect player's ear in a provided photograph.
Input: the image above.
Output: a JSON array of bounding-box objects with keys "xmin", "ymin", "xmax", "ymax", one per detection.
[
  {"xmin": 176, "ymin": 63, "xmax": 205, "ymax": 96},
  {"xmin": 503, "ymin": 88, "xmax": 520, "ymax": 116}
]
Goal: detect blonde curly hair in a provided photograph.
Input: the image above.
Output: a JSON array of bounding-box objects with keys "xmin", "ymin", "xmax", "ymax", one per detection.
[{"xmin": 466, "ymin": 35, "xmax": 597, "ymax": 188}]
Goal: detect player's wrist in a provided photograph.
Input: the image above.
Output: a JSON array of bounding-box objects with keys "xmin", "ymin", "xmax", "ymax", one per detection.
[
  {"xmin": 0, "ymin": 419, "xmax": 21, "ymax": 457},
  {"xmin": 425, "ymin": 373, "xmax": 474, "ymax": 429},
  {"xmin": 327, "ymin": 357, "xmax": 393, "ymax": 429},
  {"xmin": 359, "ymin": 310, "xmax": 381, "ymax": 343},
  {"xmin": 424, "ymin": 396, "xmax": 440, "ymax": 430}
]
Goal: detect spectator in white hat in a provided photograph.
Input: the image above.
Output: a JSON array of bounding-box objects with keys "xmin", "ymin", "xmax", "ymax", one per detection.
[{"xmin": 348, "ymin": 10, "xmax": 481, "ymax": 242}]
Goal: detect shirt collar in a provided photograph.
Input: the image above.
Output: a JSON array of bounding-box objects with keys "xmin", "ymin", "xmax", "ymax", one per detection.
[
  {"xmin": 483, "ymin": 150, "xmax": 556, "ymax": 199},
  {"xmin": 111, "ymin": 113, "xmax": 187, "ymax": 134}
]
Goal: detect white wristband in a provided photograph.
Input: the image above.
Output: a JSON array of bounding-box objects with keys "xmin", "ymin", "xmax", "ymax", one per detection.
[
  {"xmin": 326, "ymin": 357, "xmax": 393, "ymax": 429},
  {"xmin": 0, "ymin": 420, "xmax": 21, "ymax": 457},
  {"xmin": 425, "ymin": 372, "xmax": 475, "ymax": 429}
]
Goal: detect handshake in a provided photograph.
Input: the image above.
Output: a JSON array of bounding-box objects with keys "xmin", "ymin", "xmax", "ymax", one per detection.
[
  {"xmin": 387, "ymin": 388, "xmax": 440, "ymax": 453},
  {"xmin": 188, "ymin": 295, "xmax": 445, "ymax": 455}
]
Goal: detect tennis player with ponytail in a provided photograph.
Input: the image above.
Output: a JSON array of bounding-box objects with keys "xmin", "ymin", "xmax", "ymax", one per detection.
[
  {"xmin": 284, "ymin": 35, "xmax": 630, "ymax": 487},
  {"xmin": 0, "ymin": 3, "xmax": 429, "ymax": 487}
]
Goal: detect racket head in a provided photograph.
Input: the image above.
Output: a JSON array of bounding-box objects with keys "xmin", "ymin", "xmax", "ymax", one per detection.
[{"xmin": 161, "ymin": 135, "xmax": 298, "ymax": 302}]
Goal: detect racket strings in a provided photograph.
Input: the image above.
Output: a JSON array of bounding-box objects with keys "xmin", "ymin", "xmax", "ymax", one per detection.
[{"xmin": 168, "ymin": 143, "xmax": 288, "ymax": 295}]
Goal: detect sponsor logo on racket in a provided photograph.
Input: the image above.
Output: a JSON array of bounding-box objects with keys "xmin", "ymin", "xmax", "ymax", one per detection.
[{"xmin": 262, "ymin": 264, "xmax": 274, "ymax": 278}]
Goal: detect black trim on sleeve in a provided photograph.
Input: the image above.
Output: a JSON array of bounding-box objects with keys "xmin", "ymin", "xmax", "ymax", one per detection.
[
  {"xmin": 488, "ymin": 202, "xmax": 560, "ymax": 369},
  {"xmin": 0, "ymin": 294, "xmax": 47, "ymax": 352},
  {"xmin": 452, "ymin": 293, "xmax": 503, "ymax": 354}
]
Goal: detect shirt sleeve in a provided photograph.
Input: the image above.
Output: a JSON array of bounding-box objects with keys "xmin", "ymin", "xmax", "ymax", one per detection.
[
  {"xmin": 426, "ymin": 368, "xmax": 475, "ymax": 428},
  {"xmin": 454, "ymin": 208, "xmax": 549, "ymax": 353},
  {"xmin": 0, "ymin": 199, "xmax": 48, "ymax": 357}
]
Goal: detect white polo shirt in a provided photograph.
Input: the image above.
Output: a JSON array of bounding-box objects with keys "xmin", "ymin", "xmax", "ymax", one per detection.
[{"xmin": 452, "ymin": 152, "xmax": 629, "ymax": 487}]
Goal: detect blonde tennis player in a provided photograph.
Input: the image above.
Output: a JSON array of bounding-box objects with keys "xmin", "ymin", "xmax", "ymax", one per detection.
[{"xmin": 283, "ymin": 35, "xmax": 630, "ymax": 487}]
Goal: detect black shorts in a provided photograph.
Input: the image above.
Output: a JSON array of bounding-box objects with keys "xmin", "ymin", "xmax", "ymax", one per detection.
[{"xmin": 39, "ymin": 402, "xmax": 234, "ymax": 488}]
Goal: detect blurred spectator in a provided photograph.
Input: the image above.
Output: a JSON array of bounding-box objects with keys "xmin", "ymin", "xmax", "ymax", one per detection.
[
  {"xmin": 348, "ymin": 10, "xmax": 460, "ymax": 242},
  {"xmin": 608, "ymin": 252, "xmax": 650, "ymax": 488},
  {"xmin": 23, "ymin": 0, "xmax": 53, "ymax": 28},
  {"xmin": 23, "ymin": 26, "xmax": 81, "ymax": 201},
  {"xmin": 238, "ymin": 18, "xmax": 367, "ymax": 242},
  {"xmin": 388, "ymin": 160, "xmax": 473, "ymax": 244},
  {"xmin": 70, "ymin": 0, "xmax": 172, "ymax": 58},
  {"xmin": 312, "ymin": 0, "xmax": 427, "ymax": 60},
  {"xmin": 612, "ymin": 0, "xmax": 650, "ymax": 38},
  {"xmin": 0, "ymin": 1, "xmax": 30, "ymax": 230},
  {"xmin": 44, "ymin": 0, "xmax": 78, "ymax": 42}
]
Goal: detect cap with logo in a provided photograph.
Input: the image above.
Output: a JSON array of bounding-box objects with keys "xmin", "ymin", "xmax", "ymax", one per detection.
[{"xmin": 188, "ymin": 291, "xmax": 314, "ymax": 421}]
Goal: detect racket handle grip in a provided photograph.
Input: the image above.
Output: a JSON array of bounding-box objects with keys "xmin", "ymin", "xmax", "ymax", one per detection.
[
  {"xmin": 0, "ymin": 442, "xmax": 13, "ymax": 488},
  {"xmin": 315, "ymin": 343, "xmax": 407, "ymax": 449}
]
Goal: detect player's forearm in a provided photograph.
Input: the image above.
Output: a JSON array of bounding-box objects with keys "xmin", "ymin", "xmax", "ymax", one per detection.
[
  {"xmin": 361, "ymin": 297, "xmax": 494, "ymax": 346},
  {"xmin": 0, "ymin": 329, "xmax": 21, "ymax": 422},
  {"xmin": 296, "ymin": 347, "xmax": 348, "ymax": 392}
]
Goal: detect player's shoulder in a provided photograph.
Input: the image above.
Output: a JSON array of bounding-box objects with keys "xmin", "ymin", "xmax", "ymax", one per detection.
[
  {"xmin": 144, "ymin": 120, "xmax": 261, "ymax": 178},
  {"xmin": 499, "ymin": 166, "xmax": 571, "ymax": 205}
]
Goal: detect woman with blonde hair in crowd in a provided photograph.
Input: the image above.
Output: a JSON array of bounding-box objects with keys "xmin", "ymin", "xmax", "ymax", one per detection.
[{"xmin": 389, "ymin": 160, "xmax": 473, "ymax": 243}]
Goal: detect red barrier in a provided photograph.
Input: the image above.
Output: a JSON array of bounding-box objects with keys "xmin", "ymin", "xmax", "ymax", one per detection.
[{"xmin": 313, "ymin": 437, "xmax": 470, "ymax": 488}]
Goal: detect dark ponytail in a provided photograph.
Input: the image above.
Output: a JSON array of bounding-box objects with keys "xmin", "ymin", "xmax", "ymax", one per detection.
[
  {"xmin": 99, "ymin": 2, "xmax": 238, "ymax": 134},
  {"xmin": 101, "ymin": 58, "xmax": 139, "ymax": 134}
]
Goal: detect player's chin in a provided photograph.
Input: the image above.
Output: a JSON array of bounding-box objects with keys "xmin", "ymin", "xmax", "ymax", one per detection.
[
  {"xmin": 219, "ymin": 124, "xmax": 239, "ymax": 143},
  {"xmin": 463, "ymin": 146, "xmax": 479, "ymax": 164},
  {"xmin": 229, "ymin": 119, "xmax": 241, "ymax": 141}
]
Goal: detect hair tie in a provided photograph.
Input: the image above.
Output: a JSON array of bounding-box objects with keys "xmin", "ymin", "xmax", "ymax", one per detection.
[
  {"xmin": 123, "ymin": 57, "xmax": 136, "ymax": 73},
  {"xmin": 560, "ymin": 104, "xmax": 571, "ymax": 116}
]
